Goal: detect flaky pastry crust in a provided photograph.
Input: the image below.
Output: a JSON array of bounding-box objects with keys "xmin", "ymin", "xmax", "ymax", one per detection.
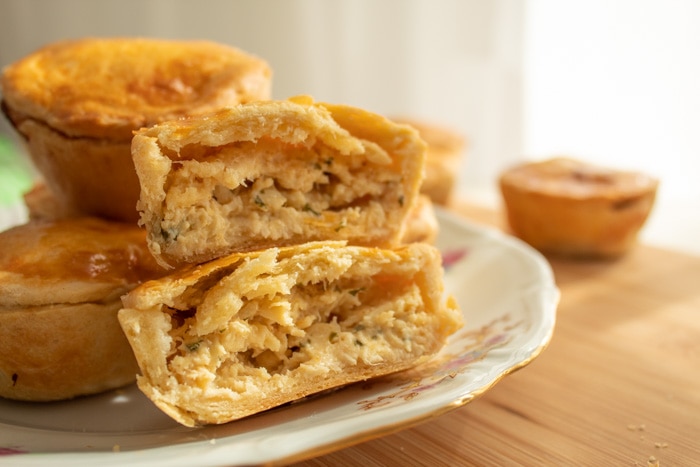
[{"xmin": 401, "ymin": 194, "xmax": 439, "ymax": 244}]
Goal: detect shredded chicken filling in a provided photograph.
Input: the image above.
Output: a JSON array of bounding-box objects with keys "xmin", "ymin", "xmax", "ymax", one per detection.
[
  {"xmin": 156, "ymin": 139, "xmax": 402, "ymax": 251},
  {"xmin": 161, "ymin": 250, "xmax": 429, "ymax": 390}
]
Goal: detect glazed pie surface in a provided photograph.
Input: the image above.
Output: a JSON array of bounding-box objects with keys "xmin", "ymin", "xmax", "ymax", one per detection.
[
  {"xmin": 0, "ymin": 217, "xmax": 165, "ymax": 307},
  {"xmin": 1, "ymin": 37, "xmax": 272, "ymax": 141}
]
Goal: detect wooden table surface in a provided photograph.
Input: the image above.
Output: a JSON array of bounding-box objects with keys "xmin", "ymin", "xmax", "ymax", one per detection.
[{"xmin": 290, "ymin": 201, "xmax": 700, "ymax": 467}]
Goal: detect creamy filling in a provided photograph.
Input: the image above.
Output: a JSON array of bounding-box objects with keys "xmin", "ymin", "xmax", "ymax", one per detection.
[{"xmin": 156, "ymin": 140, "xmax": 402, "ymax": 253}]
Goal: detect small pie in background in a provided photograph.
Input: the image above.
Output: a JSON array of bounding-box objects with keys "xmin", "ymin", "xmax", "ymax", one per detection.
[{"xmin": 499, "ymin": 157, "xmax": 659, "ymax": 258}]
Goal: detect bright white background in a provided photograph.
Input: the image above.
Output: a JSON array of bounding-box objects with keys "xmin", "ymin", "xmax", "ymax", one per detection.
[
  {"xmin": 523, "ymin": 0, "xmax": 700, "ymax": 255},
  {"xmin": 1, "ymin": 0, "xmax": 697, "ymax": 254}
]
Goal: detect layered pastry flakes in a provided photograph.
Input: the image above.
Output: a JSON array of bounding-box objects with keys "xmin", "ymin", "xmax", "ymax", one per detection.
[
  {"xmin": 499, "ymin": 157, "xmax": 659, "ymax": 257},
  {"xmin": 0, "ymin": 217, "xmax": 165, "ymax": 401},
  {"xmin": 132, "ymin": 96, "xmax": 427, "ymax": 268},
  {"xmin": 118, "ymin": 241, "xmax": 462, "ymax": 427},
  {"xmin": 0, "ymin": 37, "xmax": 272, "ymax": 222}
]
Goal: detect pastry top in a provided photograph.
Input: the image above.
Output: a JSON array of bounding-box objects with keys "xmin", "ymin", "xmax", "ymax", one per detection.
[
  {"xmin": 133, "ymin": 96, "xmax": 427, "ymax": 268},
  {"xmin": 499, "ymin": 157, "xmax": 659, "ymax": 201},
  {"xmin": 1, "ymin": 37, "xmax": 272, "ymax": 141},
  {"xmin": 119, "ymin": 241, "xmax": 462, "ymax": 426},
  {"xmin": 0, "ymin": 217, "xmax": 165, "ymax": 307},
  {"xmin": 133, "ymin": 95, "xmax": 421, "ymax": 160}
]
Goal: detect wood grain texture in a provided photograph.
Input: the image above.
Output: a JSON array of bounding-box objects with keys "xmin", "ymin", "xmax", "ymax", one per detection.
[{"xmin": 289, "ymin": 201, "xmax": 700, "ymax": 466}]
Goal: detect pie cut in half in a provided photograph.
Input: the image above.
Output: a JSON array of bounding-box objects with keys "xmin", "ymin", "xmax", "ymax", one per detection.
[
  {"xmin": 132, "ymin": 96, "xmax": 427, "ymax": 268},
  {"xmin": 118, "ymin": 241, "xmax": 462, "ymax": 427}
]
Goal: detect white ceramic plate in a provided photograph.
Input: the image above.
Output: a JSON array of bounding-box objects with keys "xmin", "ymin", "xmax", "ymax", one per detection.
[{"xmin": 0, "ymin": 207, "xmax": 558, "ymax": 466}]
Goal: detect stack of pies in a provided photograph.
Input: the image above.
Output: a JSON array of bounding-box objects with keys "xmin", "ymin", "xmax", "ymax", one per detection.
[
  {"xmin": 0, "ymin": 38, "xmax": 463, "ymax": 427},
  {"xmin": 0, "ymin": 37, "xmax": 272, "ymax": 401}
]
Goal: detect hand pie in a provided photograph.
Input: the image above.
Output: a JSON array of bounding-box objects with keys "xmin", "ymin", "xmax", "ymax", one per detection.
[
  {"xmin": 131, "ymin": 96, "xmax": 427, "ymax": 268},
  {"xmin": 118, "ymin": 241, "xmax": 462, "ymax": 427},
  {"xmin": 499, "ymin": 157, "xmax": 659, "ymax": 257},
  {"xmin": 0, "ymin": 217, "xmax": 165, "ymax": 401},
  {"xmin": 0, "ymin": 37, "xmax": 272, "ymax": 222}
]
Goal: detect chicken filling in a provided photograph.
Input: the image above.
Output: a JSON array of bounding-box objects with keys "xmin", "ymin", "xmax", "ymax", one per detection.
[{"xmin": 160, "ymin": 248, "xmax": 431, "ymax": 390}]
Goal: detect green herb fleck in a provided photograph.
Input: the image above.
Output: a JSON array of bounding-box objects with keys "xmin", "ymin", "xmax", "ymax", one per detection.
[
  {"xmin": 185, "ymin": 340, "xmax": 203, "ymax": 352},
  {"xmin": 349, "ymin": 288, "xmax": 365, "ymax": 296},
  {"xmin": 254, "ymin": 195, "xmax": 266, "ymax": 208},
  {"xmin": 161, "ymin": 227, "xmax": 180, "ymax": 242},
  {"xmin": 398, "ymin": 195, "xmax": 405, "ymax": 207},
  {"xmin": 329, "ymin": 332, "xmax": 338, "ymax": 342},
  {"xmin": 335, "ymin": 219, "xmax": 347, "ymax": 232},
  {"xmin": 303, "ymin": 203, "xmax": 320, "ymax": 216},
  {"xmin": 354, "ymin": 339, "xmax": 364, "ymax": 347}
]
